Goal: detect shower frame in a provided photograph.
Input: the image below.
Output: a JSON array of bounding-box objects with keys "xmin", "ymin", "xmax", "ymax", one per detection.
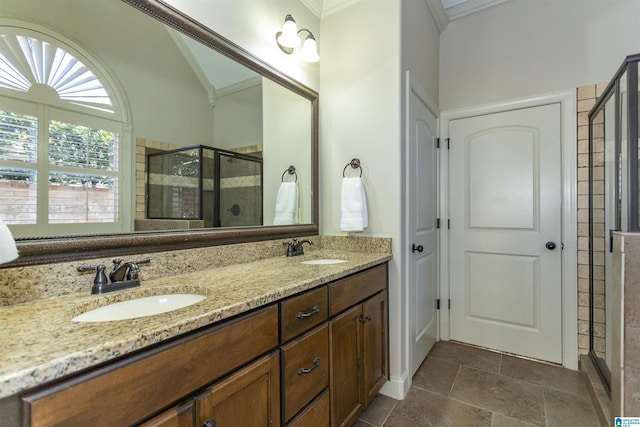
[{"xmin": 588, "ymin": 53, "xmax": 640, "ymax": 390}]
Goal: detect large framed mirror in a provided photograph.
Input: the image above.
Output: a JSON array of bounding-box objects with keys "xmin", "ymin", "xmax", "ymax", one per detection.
[{"xmin": 0, "ymin": 0, "xmax": 318, "ymax": 266}]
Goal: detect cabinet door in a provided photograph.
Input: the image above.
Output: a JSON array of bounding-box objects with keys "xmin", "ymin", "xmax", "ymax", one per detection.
[
  {"xmin": 195, "ymin": 351, "xmax": 280, "ymax": 427},
  {"xmin": 137, "ymin": 401, "xmax": 194, "ymax": 427},
  {"xmin": 362, "ymin": 291, "xmax": 388, "ymax": 405},
  {"xmin": 329, "ymin": 305, "xmax": 363, "ymax": 427}
]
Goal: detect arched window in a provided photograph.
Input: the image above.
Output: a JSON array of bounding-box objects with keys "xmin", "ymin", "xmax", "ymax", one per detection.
[{"xmin": 0, "ymin": 24, "xmax": 130, "ymax": 237}]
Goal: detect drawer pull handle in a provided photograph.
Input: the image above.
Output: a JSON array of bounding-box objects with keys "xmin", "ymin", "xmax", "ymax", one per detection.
[
  {"xmin": 298, "ymin": 357, "xmax": 321, "ymax": 375},
  {"xmin": 297, "ymin": 305, "xmax": 320, "ymax": 319},
  {"xmin": 203, "ymin": 420, "xmax": 216, "ymax": 427}
]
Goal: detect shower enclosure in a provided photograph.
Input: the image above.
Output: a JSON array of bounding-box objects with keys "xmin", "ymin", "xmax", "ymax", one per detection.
[
  {"xmin": 147, "ymin": 145, "xmax": 263, "ymax": 228},
  {"xmin": 588, "ymin": 53, "xmax": 640, "ymax": 388}
]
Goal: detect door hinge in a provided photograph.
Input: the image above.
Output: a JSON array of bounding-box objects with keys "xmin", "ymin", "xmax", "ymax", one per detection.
[
  {"xmin": 446, "ymin": 138, "xmax": 450, "ymax": 150},
  {"xmin": 436, "ymin": 218, "xmax": 440, "ymax": 229},
  {"xmin": 437, "ymin": 299, "xmax": 451, "ymax": 310},
  {"xmin": 436, "ymin": 137, "xmax": 440, "ymax": 149}
]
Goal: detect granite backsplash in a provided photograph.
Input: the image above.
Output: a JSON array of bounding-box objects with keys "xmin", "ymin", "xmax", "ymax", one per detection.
[{"xmin": 0, "ymin": 235, "xmax": 391, "ymax": 306}]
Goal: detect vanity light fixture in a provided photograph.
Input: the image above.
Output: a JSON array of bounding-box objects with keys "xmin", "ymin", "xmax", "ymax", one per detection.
[{"xmin": 275, "ymin": 14, "xmax": 320, "ymax": 62}]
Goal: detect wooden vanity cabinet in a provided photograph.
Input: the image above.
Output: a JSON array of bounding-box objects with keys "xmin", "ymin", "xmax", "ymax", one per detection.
[
  {"xmin": 15, "ymin": 262, "xmax": 388, "ymax": 427},
  {"xmin": 329, "ymin": 264, "xmax": 389, "ymax": 427},
  {"xmin": 22, "ymin": 305, "xmax": 278, "ymax": 427}
]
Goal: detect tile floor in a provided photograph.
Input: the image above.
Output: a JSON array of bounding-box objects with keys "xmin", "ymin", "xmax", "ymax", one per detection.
[{"xmin": 355, "ymin": 341, "xmax": 600, "ymax": 427}]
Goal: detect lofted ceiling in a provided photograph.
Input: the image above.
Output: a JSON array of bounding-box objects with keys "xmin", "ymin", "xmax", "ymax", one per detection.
[{"xmin": 306, "ymin": 0, "xmax": 511, "ymax": 31}]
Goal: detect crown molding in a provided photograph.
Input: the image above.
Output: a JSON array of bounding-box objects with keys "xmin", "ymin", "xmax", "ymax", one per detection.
[
  {"xmin": 444, "ymin": 0, "xmax": 509, "ymax": 20},
  {"xmin": 300, "ymin": 0, "xmax": 322, "ymax": 18},
  {"xmin": 321, "ymin": 0, "xmax": 363, "ymax": 17},
  {"xmin": 424, "ymin": 0, "xmax": 449, "ymax": 33}
]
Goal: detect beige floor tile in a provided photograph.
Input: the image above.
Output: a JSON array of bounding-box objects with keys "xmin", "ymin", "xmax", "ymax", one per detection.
[
  {"xmin": 384, "ymin": 388, "xmax": 492, "ymax": 427},
  {"xmin": 544, "ymin": 388, "xmax": 599, "ymax": 427},
  {"xmin": 500, "ymin": 355, "xmax": 589, "ymax": 397},
  {"xmin": 450, "ymin": 366, "xmax": 546, "ymax": 426},
  {"xmin": 359, "ymin": 394, "xmax": 397, "ymax": 426},
  {"xmin": 412, "ymin": 354, "xmax": 461, "ymax": 396},
  {"xmin": 491, "ymin": 413, "xmax": 538, "ymax": 427},
  {"xmin": 428, "ymin": 341, "xmax": 502, "ymax": 374},
  {"xmin": 353, "ymin": 420, "xmax": 376, "ymax": 427}
]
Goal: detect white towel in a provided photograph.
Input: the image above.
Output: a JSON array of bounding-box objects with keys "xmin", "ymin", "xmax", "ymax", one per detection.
[
  {"xmin": 273, "ymin": 182, "xmax": 298, "ymax": 225},
  {"xmin": 340, "ymin": 177, "xmax": 368, "ymax": 232},
  {"xmin": 0, "ymin": 220, "xmax": 18, "ymax": 264}
]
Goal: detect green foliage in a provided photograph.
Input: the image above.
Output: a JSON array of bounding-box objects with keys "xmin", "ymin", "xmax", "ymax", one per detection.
[{"xmin": 0, "ymin": 111, "xmax": 116, "ymax": 187}]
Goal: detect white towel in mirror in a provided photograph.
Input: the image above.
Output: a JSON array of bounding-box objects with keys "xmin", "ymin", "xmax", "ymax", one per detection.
[
  {"xmin": 274, "ymin": 182, "xmax": 298, "ymax": 225},
  {"xmin": 0, "ymin": 219, "xmax": 18, "ymax": 263},
  {"xmin": 341, "ymin": 177, "xmax": 368, "ymax": 232}
]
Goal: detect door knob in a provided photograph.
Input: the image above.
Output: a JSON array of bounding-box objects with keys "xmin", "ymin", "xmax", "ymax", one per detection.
[
  {"xmin": 412, "ymin": 244, "xmax": 424, "ymax": 253},
  {"xmin": 545, "ymin": 241, "xmax": 557, "ymax": 250}
]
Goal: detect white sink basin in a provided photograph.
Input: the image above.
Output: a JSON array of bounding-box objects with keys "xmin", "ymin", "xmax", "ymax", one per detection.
[
  {"xmin": 301, "ymin": 259, "xmax": 348, "ymax": 265},
  {"xmin": 72, "ymin": 294, "xmax": 207, "ymax": 322}
]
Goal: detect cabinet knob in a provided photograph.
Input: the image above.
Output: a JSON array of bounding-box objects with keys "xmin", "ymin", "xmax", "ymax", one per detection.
[
  {"xmin": 203, "ymin": 420, "xmax": 216, "ymax": 427},
  {"xmin": 359, "ymin": 315, "xmax": 372, "ymax": 323}
]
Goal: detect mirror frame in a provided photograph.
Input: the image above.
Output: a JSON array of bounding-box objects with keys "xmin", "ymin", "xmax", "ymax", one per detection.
[{"xmin": 7, "ymin": 0, "xmax": 319, "ymax": 267}]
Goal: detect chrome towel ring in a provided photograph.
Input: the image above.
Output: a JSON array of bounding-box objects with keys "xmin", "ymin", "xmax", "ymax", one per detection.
[{"xmin": 343, "ymin": 158, "xmax": 362, "ymax": 177}]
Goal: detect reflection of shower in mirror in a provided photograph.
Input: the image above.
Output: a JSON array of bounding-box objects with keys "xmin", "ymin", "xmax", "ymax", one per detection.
[{"xmin": 143, "ymin": 145, "xmax": 262, "ymax": 230}]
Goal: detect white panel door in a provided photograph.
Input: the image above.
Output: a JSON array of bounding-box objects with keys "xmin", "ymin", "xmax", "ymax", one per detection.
[
  {"xmin": 408, "ymin": 89, "xmax": 438, "ymax": 375},
  {"xmin": 449, "ymin": 104, "xmax": 563, "ymax": 363}
]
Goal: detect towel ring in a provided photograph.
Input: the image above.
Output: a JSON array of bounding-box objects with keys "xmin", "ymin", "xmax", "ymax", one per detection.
[
  {"xmin": 343, "ymin": 158, "xmax": 362, "ymax": 177},
  {"xmin": 282, "ymin": 165, "xmax": 297, "ymax": 182}
]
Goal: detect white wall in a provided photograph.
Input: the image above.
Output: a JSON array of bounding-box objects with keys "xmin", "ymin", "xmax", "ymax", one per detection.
[
  {"xmin": 402, "ymin": 0, "xmax": 440, "ymax": 106},
  {"xmin": 440, "ymin": 0, "xmax": 640, "ymax": 110},
  {"xmin": 213, "ymin": 84, "xmax": 263, "ymax": 151},
  {"xmin": 319, "ymin": 0, "xmax": 404, "ymax": 397},
  {"xmin": 263, "ymin": 79, "xmax": 313, "ymax": 225},
  {"xmin": 393, "ymin": 0, "xmax": 441, "ymax": 398}
]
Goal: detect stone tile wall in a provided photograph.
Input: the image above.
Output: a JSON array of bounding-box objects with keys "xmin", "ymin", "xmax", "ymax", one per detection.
[
  {"xmin": 612, "ymin": 233, "xmax": 640, "ymax": 416},
  {"xmin": 576, "ymin": 83, "xmax": 607, "ymax": 357}
]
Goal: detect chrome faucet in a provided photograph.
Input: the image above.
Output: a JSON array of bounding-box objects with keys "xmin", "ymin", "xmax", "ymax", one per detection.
[
  {"xmin": 77, "ymin": 258, "xmax": 150, "ymax": 294},
  {"xmin": 284, "ymin": 238, "xmax": 314, "ymax": 257},
  {"xmin": 109, "ymin": 259, "xmax": 138, "ymax": 282}
]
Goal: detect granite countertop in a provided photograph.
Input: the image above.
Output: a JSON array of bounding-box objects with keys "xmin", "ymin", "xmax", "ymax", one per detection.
[{"xmin": 0, "ymin": 250, "xmax": 391, "ymax": 399}]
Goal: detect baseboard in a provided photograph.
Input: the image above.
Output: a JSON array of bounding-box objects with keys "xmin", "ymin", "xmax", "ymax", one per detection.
[{"xmin": 378, "ymin": 370, "xmax": 410, "ymax": 400}]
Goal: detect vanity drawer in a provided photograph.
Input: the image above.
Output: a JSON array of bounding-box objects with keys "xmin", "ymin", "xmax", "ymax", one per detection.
[
  {"xmin": 280, "ymin": 285, "xmax": 328, "ymax": 342},
  {"xmin": 286, "ymin": 389, "xmax": 330, "ymax": 427},
  {"xmin": 329, "ymin": 264, "xmax": 387, "ymax": 315},
  {"xmin": 281, "ymin": 323, "xmax": 329, "ymax": 422}
]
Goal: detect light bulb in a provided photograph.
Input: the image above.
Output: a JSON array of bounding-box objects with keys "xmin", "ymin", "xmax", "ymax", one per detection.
[
  {"xmin": 277, "ymin": 15, "xmax": 301, "ymax": 49},
  {"xmin": 300, "ymin": 34, "xmax": 320, "ymax": 62}
]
